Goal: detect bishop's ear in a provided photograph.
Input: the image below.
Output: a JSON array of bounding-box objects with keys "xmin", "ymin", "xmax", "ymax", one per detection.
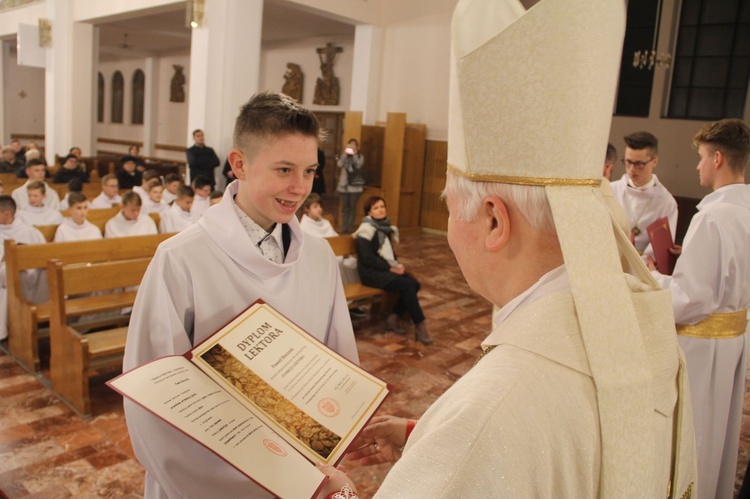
[{"xmin": 483, "ymin": 196, "xmax": 511, "ymax": 252}]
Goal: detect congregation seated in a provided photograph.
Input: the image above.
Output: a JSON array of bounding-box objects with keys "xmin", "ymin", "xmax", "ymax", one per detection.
[
  {"xmin": 0, "ymin": 145, "xmax": 23, "ymax": 174},
  {"xmin": 53, "ymin": 153, "xmax": 89, "ymax": 184},
  {"xmin": 16, "ymin": 181, "xmax": 63, "ymax": 227},
  {"xmin": 53, "ymin": 192, "xmax": 102, "ymax": 242},
  {"xmin": 104, "ymin": 190, "xmax": 158, "ymax": 238},
  {"xmin": 162, "ymin": 172, "xmax": 183, "ymax": 205},
  {"xmin": 0, "ymin": 194, "xmax": 46, "ymax": 341},
  {"xmin": 90, "ymin": 173, "xmax": 121, "ymax": 208},
  {"xmin": 12, "ymin": 159, "xmax": 60, "ymax": 210},
  {"xmin": 141, "ymin": 179, "xmax": 169, "ymax": 215},
  {"xmin": 125, "ymin": 144, "xmax": 146, "ymax": 172},
  {"xmin": 134, "ymin": 169, "xmax": 160, "ymax": 205},
  {"xmin": 354, "ymin": 195, "xmax": 432, "ymax": 345},
  {"xmin": 159, "ymin": 184, "xmax": 195, "ymax": 233},
  {"xmin": 116, "ymin": 156, "xmax": 142, "ymax": 190}
]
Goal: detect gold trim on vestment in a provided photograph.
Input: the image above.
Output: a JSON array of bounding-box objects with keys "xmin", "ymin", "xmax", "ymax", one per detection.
[
  {"xmin": 676, "ymin": 310, "xmax": 748, "ymax": 339},
  {"xmin": 447, "ymin": 163, "xmax": 602, "ymax": 187},
  {"xmin": 679, "ymin": 481, "xmax": 693, "ymax": 499}
]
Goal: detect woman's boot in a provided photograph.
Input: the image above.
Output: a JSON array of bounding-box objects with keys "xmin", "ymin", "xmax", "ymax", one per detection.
[
  {"xmin": 385, "ymin": 313, "xmax": 406, "ymax": 334},
  {"xmin": 415, "ymin": 322, "xmax": 433, "ymax": 345}
]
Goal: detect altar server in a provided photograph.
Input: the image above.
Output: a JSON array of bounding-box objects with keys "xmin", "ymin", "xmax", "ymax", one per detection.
[
  {"xmin": 123, "ymin": 91, "xmax": 358, "ymax": 498},
  {"xmin": 650, "ymin": 118, "xmax": 750, "ymax": 499}
]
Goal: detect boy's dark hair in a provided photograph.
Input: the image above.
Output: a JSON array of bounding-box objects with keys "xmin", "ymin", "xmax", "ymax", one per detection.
[
  {"xmin": 68, "ymin": 191, "xmax": 87, "ymax": 206},
  {"xmin": 27, "ymin": 180, "xmax": 46, "ymax": 193},
  {"xmin": 363, "ymin": 196, "xmax": 386, "ymax": 216},
  {"xmin": 142, "ymin": 169, "xmax": 161, "ymax": 183},
  {"xmin": 146, "ymin": 179, "xmax": 163, "ymax": 192},
  {"xmin": 177, "ymin": 184, "xmax": 195, "ymax": 199},
  {"xmin": 192, "ymin": 175, "xmax": 212, "ymax": 190},
  {"xmin": 67, "ymin": 178, "xmax": 84, "ymax": 192},
  {"xmin": 122, "ymin": 190, "xmax": 142, "ymax": 207},
  {"xmin": 26, "ymin": 158, "xmax": 46, "ymax": 169},
  {"xmin": 209, "ymin": 190, "xmax": 223, "ymax": 200},
  {"xmin": 0, "ymin": 195, "xmax": 17, "ymax": 215},
  {"xmin": 302, "ymin": 193, "xmax": 321, "ymax": 212},
  {"xmin": 624, "ymin": 131, "xmax": 659, "ymax": 154},
  {"xmin": 165, "ymin": 172, "xmax": 183, "ymax": 184},
  {"xmin": 605, "ymin": 143, "xmax": 617, "ymax": 164},
  {"xmin": 233, "ymin": 91, "xmax": 324, "ymax": 157},
  {"xmin": 693, "ymin": 118, "xmax": 750, "ymax": 173}
]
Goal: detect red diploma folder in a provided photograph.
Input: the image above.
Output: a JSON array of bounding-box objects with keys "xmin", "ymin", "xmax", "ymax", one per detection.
[{"xmin": 647, "ymin": 217, "xmax": 676, "ymax": 275}]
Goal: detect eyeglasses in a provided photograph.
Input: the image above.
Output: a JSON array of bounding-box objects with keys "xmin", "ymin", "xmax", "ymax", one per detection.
[{"xmin": 621, "ymin": 158, "xmax": 655, "ymax": 169}]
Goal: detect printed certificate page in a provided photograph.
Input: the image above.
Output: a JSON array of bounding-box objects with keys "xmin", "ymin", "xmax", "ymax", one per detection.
[
  {"xmin": 108, "ymin": 356, "xmax": 325, "ymax": 499},
  {"xmin": 189, "ymin": 300, "xmax": 390, "ymax": 465}
]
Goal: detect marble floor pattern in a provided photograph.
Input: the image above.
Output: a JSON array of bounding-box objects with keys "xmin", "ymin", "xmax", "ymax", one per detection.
[{"xmin": 0, "ymin": 231, "xmax": 749, "ymax": 498}]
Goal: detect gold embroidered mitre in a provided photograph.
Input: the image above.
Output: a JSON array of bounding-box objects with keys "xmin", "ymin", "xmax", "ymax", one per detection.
[{"xmin": 449, "ymin": 1, "xmax": 696, "ymax": 498}]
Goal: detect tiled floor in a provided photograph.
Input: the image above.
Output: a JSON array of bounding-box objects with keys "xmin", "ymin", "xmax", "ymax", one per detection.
[{"xmin": 0, "ymin": 232, "xmax": 748, "ymax": 497}]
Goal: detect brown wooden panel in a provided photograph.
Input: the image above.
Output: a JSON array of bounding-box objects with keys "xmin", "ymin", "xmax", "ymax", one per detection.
[
  {"xmin": 398, "ymin": 125, "xmax": 427, "ymax": 229},
  {"xmin": 420, "ymin": 140, "xmax": 449, "ymax": 231},
  {"xmin": 361, "ymin": 125, "xmax": 384, "ymax": 187},
  {"xmin": 381, "ymin": 113, "xmax": 407, "ymax": 226},
  {"xmin": 98, "ymin": 137, "xmax": 142, "ymax": 147},
  {"xmin": 314, "ymin": 111, "xmax": 344, "ymax": 195}
]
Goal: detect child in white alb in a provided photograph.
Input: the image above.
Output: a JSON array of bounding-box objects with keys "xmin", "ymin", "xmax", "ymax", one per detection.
[
  {"xmin": 190, "ymin": 175, "xmax": 212, "ymax": 220},
  {"xmin": 104, "ymin": 191, "xmax": 158, "ymax": 238},
  {"xmin": 159, "ymin": 184, "xmax": 195, "ymax": 233},
  {"xmin": 162, "ymin": 173, "xmax": 183, "ymax": 205},
  {"xmin": 16, "ymin": 181, "xmax": 63, "ymax": 227},
  {"xmin": 142, "ymin": 179, "xmax": 169, "ymax": 216},
  {"xmin": 54, "ymin": 192, "xmax": 102, "ymax": 242}
]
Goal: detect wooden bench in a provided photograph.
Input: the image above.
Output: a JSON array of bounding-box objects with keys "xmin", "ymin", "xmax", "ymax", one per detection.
[
  {"xmin": 326, "ymin": 235, "xmax": 386, "ymax": 308},
  {"xmin": 4, "ymin": 233, "xmax": 172, "ymax": 372},
  {"xmin": 47, "ymin": 257, "xmax": 152, "ymax": 416}
]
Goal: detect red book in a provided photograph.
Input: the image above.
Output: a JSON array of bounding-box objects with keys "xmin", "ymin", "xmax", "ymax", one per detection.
[{"xmin": 647, "ymin": 217, "xmax": 676, "ymax": 275}]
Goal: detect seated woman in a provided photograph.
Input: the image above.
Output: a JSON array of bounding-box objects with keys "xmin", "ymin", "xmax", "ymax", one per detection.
[{"xmin": 354, "ymin": 196, "xmax": 432, "ymax": 345}]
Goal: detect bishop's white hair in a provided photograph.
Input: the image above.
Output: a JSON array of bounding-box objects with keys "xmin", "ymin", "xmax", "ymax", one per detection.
[{"xmin": 444, "ymin": 172, "xmax": 556, "ymax": 235}]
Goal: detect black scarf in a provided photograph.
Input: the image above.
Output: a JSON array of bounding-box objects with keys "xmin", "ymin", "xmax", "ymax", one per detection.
[{"xmin": 363, "ymin": 215, "xmax": 393, "ymax": 248}]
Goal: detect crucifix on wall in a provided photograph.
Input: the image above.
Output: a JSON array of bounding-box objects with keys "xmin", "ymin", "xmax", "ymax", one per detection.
[{"xmin": 313, "ymin": 42, "xmax": 343, "ymax": 106}]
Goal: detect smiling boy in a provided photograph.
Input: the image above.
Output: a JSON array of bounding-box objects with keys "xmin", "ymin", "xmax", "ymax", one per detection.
[{"xmin": 123, "ymin": 92, "xmax": 358, "ymax": 498}]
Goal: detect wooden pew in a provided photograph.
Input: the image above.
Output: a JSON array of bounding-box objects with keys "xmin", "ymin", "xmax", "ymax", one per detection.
[
  {"xmin": 34, "ymin": 211, "xmax": 161, "ymax": 243},
  {"xmin": 47, "ymin": 257, "xmax": 152, "ymax": 416},
  {"xmin": 4, "ymin": 233, "xmax": 172, "ymax": 372},
  {"xmin": 326, "ymin": 235, "xmax": 385, "ymax": 307}
]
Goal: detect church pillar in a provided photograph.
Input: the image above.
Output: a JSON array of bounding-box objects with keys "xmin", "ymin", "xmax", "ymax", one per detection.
[
  {"xmin": 45, "ymin": 0, "xmax": 95, "ymax": 163},
  {"xmin": 142, "ymin": 56, "xmax": 158, "ymax": 156},
  {"xmin": 350, "ymin": 24, "xmax": 382, "ymax": 124},
  {"xmin": 186, "ymin": 0, "xmax": 263, "ymax": 179},
  {"xmin": 0, "ymin": 41, "xmax": 8, "ymax": 144}
]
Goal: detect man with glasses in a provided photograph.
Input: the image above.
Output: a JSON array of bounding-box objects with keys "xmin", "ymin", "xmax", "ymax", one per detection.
[{"xmin": 610, "ymin": 131, "xmax": 678, "ymax": 255}]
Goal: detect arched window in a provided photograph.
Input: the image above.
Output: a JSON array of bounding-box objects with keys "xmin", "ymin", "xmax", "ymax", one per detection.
[
  {"xmin": 97, "ymin": 72, "xmax": 104, "ymax": 123},
  {"xmin": 111, "ymin": 71, "xmax": 124, "ymax": 123},
  {"xmin": 132, "ymin": 69, "xmax": 145, "ymax": 125}
]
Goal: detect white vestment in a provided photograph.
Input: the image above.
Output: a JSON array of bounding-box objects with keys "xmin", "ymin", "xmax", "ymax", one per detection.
[
  {"xmin": 299, "ymin": 214, "xmax": 358, "ymax": 284},
  {"xmin": 123, "ymin": 180, "xmax": 358, "ymax": 499},
  {"xmin": 158, "ymin": 202, "xmax": 194, "ymax": 233},
  {"xmin": 90, "ymin": 191, "xmax": 122, "ymax": 209},
  {"xmin": 377, "ymin": 267, "xmax": 689, "ymax": 498},
  {"xmin": 141, "ymin": 198, "xmax": 168, "ymax": 216},
  {"xmin": 104, "ymin": 211, "xmax": 158, "ymax": 238},
  {"xmin": 653, "ymin": 183, "xmax": 750, "ymax": 499},
  {"xmin": 162, "ymin": 190, "xmax": 177, "ymax": 205},
  {"xmin": 133, "ymin": 186, "xmax": 148, "ymax": 204},
  {"xmin": 610, "ymin": 174, "xmax": 677, "ymax": 255},
  {"xmin": 11, "ymin": 180, "xmax": 61, "ymax": 210},
  {"xmin": 53, "ymin": 218, "xmax": 103, "ymax": 242},
  {"xmin": 190, "ymin": 195, "xmax": 210, "ymax": 220},
  {"xmin": 16, "ymin": 205, "xmax": 63, "ymax": 227},
  {"xmin": 0, "ymin": 219, "xmax": 47, "ymax": 340}
]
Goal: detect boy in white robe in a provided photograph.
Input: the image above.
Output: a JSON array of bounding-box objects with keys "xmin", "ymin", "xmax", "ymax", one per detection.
[
  {"xmin": 104, "ymin": 191, "xmax": 158, "ymax": 238},
  {"xmin": 189, "ymin": 175, "xmax": 212, "ymax": 220},
  {"xmin": 90, "ymin": 174, "xmax": 122, "ymax": 209},
  {"xmin": 11, "ymin": 159, "xmax": 61, "ymax": 210},
  {"xmin": 161, "ymin": 173, "xmax": 182, "ymax": 205},
  {"xmin": 133, "ymin": 169, "xmax": 160, "ymax": 205},
  {"xmin": 16, "ymin": 181, "xmax": 63, "ymax": 227},
  {"xmin": 610, "ymin": 131, "xmax": 678, "ymax": 256},
  {"xmin": 123, "ymin": 92, "xmax": 358, "ymax": 499},
  {"xmin": 0, "ymin": 195, "xmax": 46, "ymax": 340},
  {"xmin": 141, "ymin": 179, "xmax": 169, "ymax": 216},
  {"xmin": 158, "ymin": 184, "xmax": 194, "ymax": 233},
  {"xmin": 53, "ymin": 192, "xmax": 103, "ymax": 242},
  {"xmin": 318, "ymin": 1, "xmax": 696, "ymax": 498},
  {"xmin": 649, "ymin": 118, "xmax": 750, "ymax": 499}
]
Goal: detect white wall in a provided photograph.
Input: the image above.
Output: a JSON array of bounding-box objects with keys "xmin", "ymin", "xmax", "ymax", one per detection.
[
  {"xmin": 95, "ymin": 51, "xmax": 188, "ymax": 161},
  {"xmin": 3, "ymin": 42, "xmax": 45, "ymax": 140},
  {"xmin": 260, "ymin": 35, "xmax": 354, "ymax": 114}
]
